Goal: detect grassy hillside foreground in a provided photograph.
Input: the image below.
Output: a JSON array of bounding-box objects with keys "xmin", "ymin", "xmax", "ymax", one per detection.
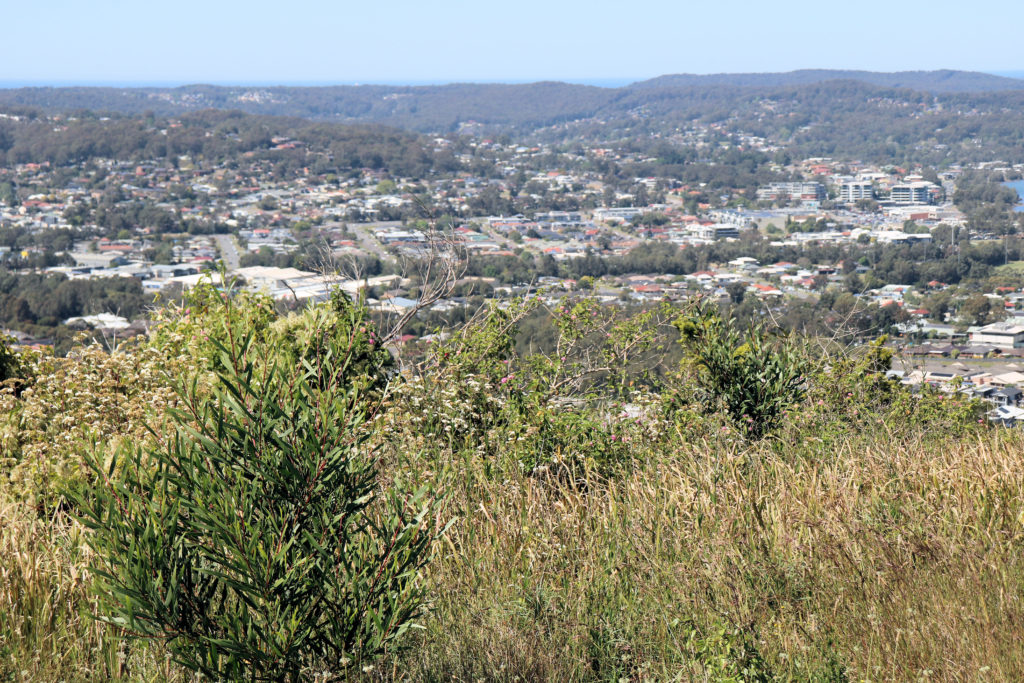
[{"xmin": 1, "ymin": 289, "xmax": 1022, "ymax": 681}]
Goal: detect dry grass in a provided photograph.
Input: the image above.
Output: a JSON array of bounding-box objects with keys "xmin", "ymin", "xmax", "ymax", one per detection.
[
  {"xmin": 386, "ymin": 429, "xmax": 1024, "ymax": 681},
  {"xmin": 3, "ymin": 427, "xmax": 1024, "ymax": 681},
  {"xmin": 0, "ymin": 500, "xmax": 182, "ymax": 682}
]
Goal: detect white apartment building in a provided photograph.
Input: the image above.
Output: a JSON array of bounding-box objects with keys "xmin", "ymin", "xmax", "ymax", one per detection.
[
  {"xmin": 756, "ymin": 182, "xmax": 826, "ymax": 203},
  {"xmin": 839, "ymin": 181, "xmax": 874, "ymax": 202},
  {"xmin": 890, "ymin": 181, "xmax": 938, "ymax": 205}
]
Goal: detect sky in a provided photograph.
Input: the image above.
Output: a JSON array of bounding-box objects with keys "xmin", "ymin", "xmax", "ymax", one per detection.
[{"xmin": 4, "ymin": 0, "xmax": 1024, "ymax": 86}]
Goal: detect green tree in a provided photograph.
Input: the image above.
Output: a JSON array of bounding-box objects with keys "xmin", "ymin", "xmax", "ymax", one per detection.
[
  {"xmin": 726, "ymin": 281, "xmax": 746, "ymax": 304},
  {"xmin": 961, "ymin": 293, "xmax": 1003, "ymax": 326},
  {"xmin": 75, "ymin": 300, "xmax": 446, "ymax": 680},
  {"xmin": 0, "ymin": 182, "xmax": 16, "ymax": 206}
]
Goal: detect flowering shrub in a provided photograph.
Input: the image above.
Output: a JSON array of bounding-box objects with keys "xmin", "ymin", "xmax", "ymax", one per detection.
[
  {"xmin": 148, "ymin": 279, "xmax": 277, "ymax": 374},
  {"xmin": 266, "ymin": 289, "xmax": 394, "ymax": 400},
  {"xmin": 0, "ymin": 339, "xmax": 179, "ymax": 509}
]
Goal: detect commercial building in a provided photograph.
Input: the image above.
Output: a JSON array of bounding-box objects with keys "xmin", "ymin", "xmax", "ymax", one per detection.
[
  {"xmin": 756, "ymin": 182, "xmax": 826, "ymax": 203},
  {"xmin": 890, "ymin": 181, "xmax": 939, "ymax": 205},
  {"xmin": 689, "ymin": 223, "xmax": 741, "ymax": 240},
  {"xmin": 970, "ymin": 321, "xmax": 1024, "ymax": 349}
]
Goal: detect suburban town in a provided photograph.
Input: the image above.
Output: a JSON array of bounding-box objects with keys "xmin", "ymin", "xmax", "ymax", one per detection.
[
  {"xmin": 5, "ymin": 115, "xmax": 1024, "ymax": 423},
  {"xmin": 6, "ymin": 115, "xmax": 1024, "ymax": 421}
]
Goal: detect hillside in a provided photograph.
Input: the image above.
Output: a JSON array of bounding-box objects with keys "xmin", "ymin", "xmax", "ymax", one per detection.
[
  {"xmin": 2, "ymin": 70, "xmax": 1023, "ymax": 137},
  {"xmin": 0, "ymin": 81, "xmax": 619, "ymax": 132},
  {"xmin": 630, "ymin": 68, "xmax": 1024, "ymax": 92}
]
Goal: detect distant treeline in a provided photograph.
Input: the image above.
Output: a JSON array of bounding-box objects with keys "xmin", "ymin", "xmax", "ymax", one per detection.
[
  {"xmin": 6, "ymin": 74, "xmax": 1024, "ymax": 162},
  {"xmin": 0, "ymin": 271, "xmax": 151, "ymax": 334},
  {"xmin": 0, "ymin": 109, "xmax": 461, "ymax": 176}
]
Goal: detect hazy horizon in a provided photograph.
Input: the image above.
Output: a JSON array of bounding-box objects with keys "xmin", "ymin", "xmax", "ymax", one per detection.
[{"xmin": 1, "ymin": 69, "xmax": 1023, "ymax": 91}]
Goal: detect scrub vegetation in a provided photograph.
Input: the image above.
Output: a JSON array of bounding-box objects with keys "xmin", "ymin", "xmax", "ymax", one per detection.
[{"xmin": 0, "ymin": 285, "xmax": 1018, "ymax": 682}]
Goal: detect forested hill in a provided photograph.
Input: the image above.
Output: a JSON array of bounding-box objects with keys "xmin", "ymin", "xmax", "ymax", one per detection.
[
  {"xmin": 1, "ymin": 70, "xmax": 1022, "ymax": 134},
  {"xmin": 0, "ymin": 82, "xmax": 617, "ymax": 132},
  {"xmin": 8, "ymin": 71, "xmax": 1024, "ymax": 162},
  {"xmin": 631, "ymin": 69, "xmax": 1024, "ymax": 92},
  {"xmin": 0, "ymin": 109, "xmax": 461, "ymax": 174}
]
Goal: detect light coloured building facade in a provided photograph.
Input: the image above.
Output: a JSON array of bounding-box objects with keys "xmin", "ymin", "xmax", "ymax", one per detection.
[{"xmin": 970, "ymin": 321, "xmax": 1024, "ymax": 349}]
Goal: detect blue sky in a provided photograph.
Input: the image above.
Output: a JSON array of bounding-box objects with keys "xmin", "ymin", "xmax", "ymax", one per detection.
[{"xmin": 4, "ymin": 0, "xmax": 1023, "ymax": 85}]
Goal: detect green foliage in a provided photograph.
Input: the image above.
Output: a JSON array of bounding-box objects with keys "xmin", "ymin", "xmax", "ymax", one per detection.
[
  {"xmin": 792, "ymin": 336, "xmax": 987, "ymax": 444},
  {"xmin": 150, "ymin": 278, "xmax": 277, "ymax": 374},
  {"xmin": 675, "ymin": 301, "xmax": 808, "ymax": 439},
  {"xmin": 399, "ymin": 296, "xmax": 669, "ymax": 478},
  {"xmin": 1, "ymin": 285, "xmax": 1019, "ymax": 681},
  {"xmin": 0, "ymin": 270, "xmax": 152, "ymax": 339},
  {"xmin": 0, "ymin": 340, "xmax": 178, "ymax": 509},
  {"xmin": 0, "ymin": 333, "xmax": 19, "ymax": 386},
  {"xmin": 504, "ymin": 403, "xmax": 637, "ymax": 478},
  {"xmin": 686, "ymin": 624, "xmax": 773, "ymax": 683},
  {"xmin": 266, "ymin": 289, "xmax": 395, "ymax": 400},
  {"xmin": 73, "ymin": 302, "xmax": 447, "ymax": 680}
]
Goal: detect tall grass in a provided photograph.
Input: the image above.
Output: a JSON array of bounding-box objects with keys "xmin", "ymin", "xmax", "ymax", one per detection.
[
  {"xmin": 0, "ymin": 500, "xmax": 182, "ymax": 682},
  {"xmin": 4, "ymin": 426, "xmax": 1023, "ymax": 681},
  {"xmin": 383, "ymin": 428, "xmax": 1024, "ymax": 681}
]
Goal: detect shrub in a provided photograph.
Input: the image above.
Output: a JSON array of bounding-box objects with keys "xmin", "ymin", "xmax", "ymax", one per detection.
[
  {"xmin": 675, "ymin": 302, "xmax": 807, "ymax": 439},
  {"xmin": 788, "ymin": 335, "xmax": 987, "ymax": 443},
  {"xmin": 0, "ymin": 339, "xmax": 178, "ymax": 510},
  {"xmin": 400, "ymin": 296, "xmax": 669, "ymax": 478},
  {"xmin": 74, "ymin": 301, "xmax": 447, "ymax": 680},
  {"xmin": 266, "ymin": 289, "xmax": 395, "ymax": 400},
  {"xmin": 0, "ymin": 334, "xmax": 19, "ymax": 386},
  {"xmin": 149, "ymin": 278, "xmax": 277, "ymax": 374}
]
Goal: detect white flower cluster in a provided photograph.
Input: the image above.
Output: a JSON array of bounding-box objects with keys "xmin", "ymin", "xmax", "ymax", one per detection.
[{"xmin": 1, "ymin": 341, "xmax": 184, "ymax": 506}]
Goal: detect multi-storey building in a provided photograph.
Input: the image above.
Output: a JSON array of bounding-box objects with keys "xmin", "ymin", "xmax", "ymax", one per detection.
[
  {"xmin": 839, "ymin": 181, "xmax": 874, "ymax": 202},
  {"xmin": 756, "ymin": 182, "xmax": 826, "ymax": 203},
  {"xmin": 890, "ymin": 181, "xmax": 938, "ymax": 204}
]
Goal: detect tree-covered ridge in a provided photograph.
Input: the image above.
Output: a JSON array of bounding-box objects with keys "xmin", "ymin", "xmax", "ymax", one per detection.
[
  {"xmin": 630, "ymin": 68, "xmax": 1024, "ymax": 91},
  {"xmin": 6, "ymin": 72, "xmax": 1024, "ymax": 162},
  {"xmin": 0, "ymin": 109, "xmax": 459, "ymax": 174}
]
